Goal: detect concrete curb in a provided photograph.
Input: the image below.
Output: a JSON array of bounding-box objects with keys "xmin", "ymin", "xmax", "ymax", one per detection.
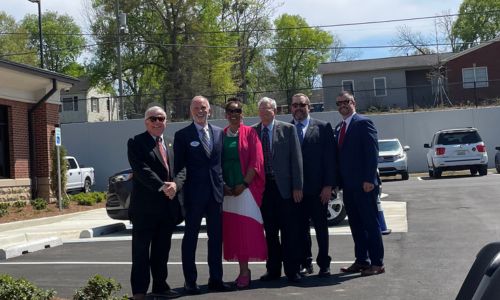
[
  {"xmin": 0, "ymin": 237, "xmax": 62, "ymax": 260},
  {"xmin": 79, "ymin": 223, "xmax": 126, "ymax": 238}
]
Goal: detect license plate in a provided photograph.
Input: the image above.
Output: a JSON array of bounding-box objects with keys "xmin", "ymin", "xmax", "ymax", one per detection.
[{"xmin": 456, "ymin": 150, "xmax": 467, "ymax": 155}]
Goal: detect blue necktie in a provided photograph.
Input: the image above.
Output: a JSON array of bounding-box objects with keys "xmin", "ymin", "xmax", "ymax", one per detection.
[
  {"xmin": 296, "ymin": 122, "xmax": 304, "ymax": 144},
  {"xmin": 262, "ymin": 127, "xmax": 273, "ymax": 175}
]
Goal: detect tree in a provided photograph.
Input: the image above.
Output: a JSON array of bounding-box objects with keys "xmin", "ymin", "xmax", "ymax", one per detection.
[
  {"xmin": 452, "ymin": 0, "xmax": 500, "ymax": 50},
  {"xmin": 0, "ymin": 11, "xmax": 37, "ymax": 65},
  {"xmin": 21, "ymin": 11, "xmax": 86, "ymax": 73},
  {"xmin": 271, "ymin": 14, "xmax": 333, "ymax": 104},
  {"xmin": 330, "ymin": 32, "xmax": 361, "ymax": 62},
  {"xmin": 391, "ymin": 24, "xmax": 435, "ymax": 56}
]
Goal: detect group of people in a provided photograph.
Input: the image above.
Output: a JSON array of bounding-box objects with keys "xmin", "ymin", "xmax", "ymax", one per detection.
[{"xmin": 127, "ymin": 91, "xmax": 385, "ymax": 299}]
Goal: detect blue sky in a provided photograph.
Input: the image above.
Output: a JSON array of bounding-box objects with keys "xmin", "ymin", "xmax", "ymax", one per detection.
[{"xmin": 2, "ymin": 0, "xmax": 464, "ymax": 60}]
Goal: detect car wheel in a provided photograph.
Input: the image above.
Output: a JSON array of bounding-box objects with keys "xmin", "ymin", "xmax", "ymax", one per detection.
[
  {"xmin": 470, "ymin": 167, "xmax": 478, "ymax": 176},
  {"xmin": 401, "ymin": 171, "xmax": 409, "ymax": 180},
  {"xmin": 428, "ymin": 169, "xmax": 434, "ymax": 178},
  {"xmin": 327, "ymin": 190, "xmax": 347, "ymax": 226},
  {"xmin": 433, "ymin": 168, "xmax": 442, "ymax": 178},
  {"xmin": 82, "ymin": 178, "xmax": 91, "ymax": 193},
  {"xmin": 497, "ymin": 165, "xmax": 500, "ymax": 174},
  {"xmin": 478, "ymin": 165, "xmax": 488, "ymax": 176}
]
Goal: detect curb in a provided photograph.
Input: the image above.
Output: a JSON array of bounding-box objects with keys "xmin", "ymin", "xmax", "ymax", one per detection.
[
  {"xmin": 0, "ymin": 237, "xmax": 62, "ymax": 260},
  {"xmin": 79, "ymin": 223, "xmax": 126, "ymax": 238}
]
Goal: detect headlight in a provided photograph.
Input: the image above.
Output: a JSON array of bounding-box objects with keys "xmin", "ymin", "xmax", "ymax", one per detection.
[
  {"xmin": 394, "ymin": 153, "xmax": 404, "ymax": 160},
  {"xmin": 110, "ymin": 173, "xmax": 133, "ymax": 183}
]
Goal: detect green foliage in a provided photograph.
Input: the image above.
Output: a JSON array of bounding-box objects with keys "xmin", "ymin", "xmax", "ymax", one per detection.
[
  {"xmin": 62, "ymin": 197, "xmax": 70, "ymax": 209},
  {"xmin": 50, "ymin": 145, "xmax": 68, "ymax": 197},
  {"xmin": 0, "ymin": 274, "xmax": 56, "ymax": 300},
  {"xmin": 73, "ymin": 274, "xmax": 127, "ymax": 300},
  {"xmin": 0, "ymin": 12, "xmax": 38, "ymax": 65},
  {"xmin": 0, "ymin": 202, "xmax": 10, "ymax": 210},
  {"xmin": 452, "ymin": 0, "xmax": 500, "ymax": 50},
  {"xmin": 0, "ymin": 208, "xmax": 8, "ymax": 218},
  {"xmin": 31, "ymin": 198, "xmax": 48, "ymax": 210},
  {"xmin": 70, "ymin": 192, "xmax": 105, "ymax": 206},
  {"xmin": 272, "ymin": 14, "xmax": 334, "ymax": 105},
  {"xmin": 20, "ymin": 11, "xmax": 86, "ymax": 73},
  {"xmin": 12, "ymin": 201, "xmax": 27, "ymax": 208}
]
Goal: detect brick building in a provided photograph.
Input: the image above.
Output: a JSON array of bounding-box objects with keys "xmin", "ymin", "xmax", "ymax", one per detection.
[{"xmin": 0, "ymin": 59, "xmax": 78, "ymax": 202}]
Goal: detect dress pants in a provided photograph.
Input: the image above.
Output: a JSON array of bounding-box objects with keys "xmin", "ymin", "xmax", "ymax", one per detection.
[
  {"xmin": 342, "ymin": 186, "xmax": 384, "ymax": 266},
  {"xmin": 131, "ymin": 213, "xmax": 174, "ymax": 295},
  {"xmin": 300, "ymin": 194, "xmax": 331, "ymax": 269},
  {"xmin": 261, "ymin": 177, "xmax": 301, "ymax": 277},
  {"xmin": 182, "ymin": 195, "xmax": 223, "ymax": 284}
]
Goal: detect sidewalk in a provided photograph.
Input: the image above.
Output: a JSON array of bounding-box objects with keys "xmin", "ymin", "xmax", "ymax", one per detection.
[{"xmin": 0, "ymin": 201, "xmax": 407, "ymax": 260}]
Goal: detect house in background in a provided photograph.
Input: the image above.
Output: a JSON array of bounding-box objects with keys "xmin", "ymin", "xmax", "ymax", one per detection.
[
  {"xmin": 318, "ymin": 53, "xmax": 453, "ymax": 111},
  {"xmin": 443, "ymin": 37, "xmax": 500, "ymax": 104},
  {"xmin": 60, "ymin": 78, "xmax": 119, "ymax": 123},
  {"xmin": 0, "ymin": 58, "xmax": 78, "ymax": 201}
]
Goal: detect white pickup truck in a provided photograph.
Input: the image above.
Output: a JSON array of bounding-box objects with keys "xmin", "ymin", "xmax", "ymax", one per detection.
[{"xmin": 64, "ymin": 156, "xmax": 95, "ymax": 193}]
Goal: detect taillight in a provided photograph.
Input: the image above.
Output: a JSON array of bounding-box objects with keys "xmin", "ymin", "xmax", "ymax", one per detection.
[
  {"xmin": 435, "ymin": 147, "xmax": 446, "ymax": 155},
  {"xmin": 476, "ymin": 144, "xmax": 486, "ymax": 152}
]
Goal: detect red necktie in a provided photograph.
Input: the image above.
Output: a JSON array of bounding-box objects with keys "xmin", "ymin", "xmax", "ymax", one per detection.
[
  {"xmin": 338, "ymin": 121, "xmax": 346, "ymax": 147},
  {"xmin": 156, "ymin": 136, "xmax": 169, "ymax": 174}
]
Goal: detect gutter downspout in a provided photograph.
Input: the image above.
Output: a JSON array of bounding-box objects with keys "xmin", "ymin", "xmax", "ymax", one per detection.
[{"xmin": 28, "ymin": 78, "xmax": 57, "ymax": 199}]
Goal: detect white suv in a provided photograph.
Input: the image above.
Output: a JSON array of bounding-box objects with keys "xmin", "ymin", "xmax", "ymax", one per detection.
[
  {"xmin": 378, "ymin": 139, "xmax": 410, "ymax": 180},
  {"xmin": 424, "ymin": 128, "xmax": 488, "ymax": 178}
]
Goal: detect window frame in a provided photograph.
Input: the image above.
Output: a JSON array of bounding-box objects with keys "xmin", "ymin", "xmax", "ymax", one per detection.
[
  {"xmin": 90, "ymin": 97, "xmax": 100, "ymax": 113},
  {"xmin": 462, "ymin": 66, "xmax": 489, "ymax": 89},
  {"xmin": 341, "ymin": 79, "xmax": 355, "ymax": 95},
  {"xmin": 373, "ymin": 77, "xmax": 387, "ymax": 97}
]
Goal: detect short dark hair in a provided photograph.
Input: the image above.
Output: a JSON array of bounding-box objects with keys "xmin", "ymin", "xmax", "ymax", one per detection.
[
  {"xmin": 225, "ymin": 97, "xmax": 243, "ymax": 111},
  {"xmin": 338, "ymin": 90, "xmax": 354, "ymax": 100}
]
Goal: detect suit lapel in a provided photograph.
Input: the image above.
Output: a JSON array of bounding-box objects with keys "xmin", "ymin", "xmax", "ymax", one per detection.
[
  {"xmin": 303, "ymin": 119, "xmax": 315, "ymax": 143},
  {"xmin": 272, "ymin": 121, "xmax": 280, "ymax": 157}
]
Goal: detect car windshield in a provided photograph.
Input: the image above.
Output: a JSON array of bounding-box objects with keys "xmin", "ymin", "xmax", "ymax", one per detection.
[
  {"xmin": 437, "ymin": 131, "xmax": 481, "ymax": 145},
  {"xmin": 378, "ymin": 140, "xmax": 401, "ymax": 152}
]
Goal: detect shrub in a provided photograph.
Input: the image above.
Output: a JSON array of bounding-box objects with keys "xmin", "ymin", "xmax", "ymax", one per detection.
[
  {"xmin": 62, "ymin": 197, "xmax": 70, "ymax": 209},
  {"xmin": 73, "ymin": 274, "xmax": 127, "ymax": 300},
  {"xmin": 92, "ymin": 192, "xmax": 106, "ymax": 203},
  {"xmin": 0, "ymin": 203, "xmax": 10, "ymax": 210},
  {"xmin": 70, "ymin": 192, "xmax": 105, "ymax": 206},
  {"xmin": 0, "ymin": 274, "xmax": 56, "ymax": 300},
  {"xmin": 0, "ymin": 208, "xmax": 7, "ymax": 218},
  {"xmin": 31, "ymin": 198, "xmax": 48, "ymax": 210},
  {"xmin": 12, "ymin": 201, "xmax": 27, "ymax": 208}
]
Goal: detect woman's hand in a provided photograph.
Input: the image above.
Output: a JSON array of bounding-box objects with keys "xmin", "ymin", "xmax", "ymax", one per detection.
[
  {"xmin": 232, "ymin": 184, "xmax": 246, "ymax": 196},
  {"xmin": 224, "ymin": 185, "xmax": 234, "ymax": 196}
]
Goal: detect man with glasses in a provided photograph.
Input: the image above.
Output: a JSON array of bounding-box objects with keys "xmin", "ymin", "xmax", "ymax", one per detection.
[
  {"xmin": 335, "ymin": 91, "xmax": 385, "ymax": 277},
  {"xmin": 174, "ymin": 96, "xmax": 232, "ymax": 294},
  {"xmin": 253, "ymin": 97, "xmax": 304, "ymax": 283},
  {"xmin": 127, "ymin": 106, "xmax": 185, "ymax": 299},
  {"xmin": 290, "ymin": 93, "xmax": 336, "ymax": 278}
]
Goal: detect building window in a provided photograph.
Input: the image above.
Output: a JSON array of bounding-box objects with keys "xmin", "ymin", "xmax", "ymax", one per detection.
[
  {"xmin": 91, "ymin": 97, "xmax": 99, "ymax": 113},
  {"xmin": 341, "ymin": 80, "xmax": 355, "ymax": 94},
  {"xmin": 373, "ymin": 77, "xmax": 387, "ymax": 97},
  {"xmin": 0, "ymin": 105, "xmax": 10, "ymax": 178},
  {"xmin": 62, "ymin": 96, "xmax": 79, "ymax": 111},
  {"xmin": 462, "ymin": 67, "xmax": 488, "ymax": 88}
]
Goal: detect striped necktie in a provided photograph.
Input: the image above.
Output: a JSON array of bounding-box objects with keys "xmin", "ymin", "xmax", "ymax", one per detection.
[{"xmin": 200, "ymin": 128, "xmax": 211, "ymax": 157}]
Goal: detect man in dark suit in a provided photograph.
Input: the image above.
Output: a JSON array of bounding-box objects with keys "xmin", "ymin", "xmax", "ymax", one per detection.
[
  {"xmin": 174, "ymin": 96, "xmax": 232, "ymax": 294},
  {"xmin": 127, "ymin": 106, "xmax": 184, "ymax": 300},
  {"xmin": 290, "ymin": 93, "xmax": 336, "ymax": 278},
  {"xmin": 253, "ymin": 97, "xmax": 304, "ymax": 283},
  {"xmin": 335, "ymin": 91, "xmax": 385, "ymax": 276}
]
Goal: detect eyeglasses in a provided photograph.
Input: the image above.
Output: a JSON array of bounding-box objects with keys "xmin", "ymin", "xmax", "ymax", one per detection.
[
  {"xmin": 147, "ymin": 116, "xmax": 166, "ymax": 122},
  {"xmin": 226, "ymin": 108, "xmax": 242, "ymax": 114},
  {"xmin": 336, "ymin": 100, "xmax": 351, "ymax": 106},
  {"xmin": 291, "ymin": 103, "xmax": 308, "ymax": 108}
]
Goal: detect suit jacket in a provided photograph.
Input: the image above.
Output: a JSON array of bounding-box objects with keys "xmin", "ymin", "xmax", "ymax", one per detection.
[
  {"xmin": 291, "ymin": 118, "xmax": 336, "ymax": 196},
  {"xmin": 127, "ymin": 131, "xmax": 185, "ymax": 226},
  {"xmin": 173, "ymin": 122, "xmax": 224, "ymax": 205},
  {"xmin": 253, "ymin": 119, "xmax": 303, "ymax": 199},
  {"xmin": 334, "ymin": 113, "xmax": 379, "ymax": 190}
]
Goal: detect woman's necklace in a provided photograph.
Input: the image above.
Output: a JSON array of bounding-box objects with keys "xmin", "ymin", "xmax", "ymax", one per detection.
[{"xmin": 227, "ymin": 127, "xmax": 239, "ymax": 137}]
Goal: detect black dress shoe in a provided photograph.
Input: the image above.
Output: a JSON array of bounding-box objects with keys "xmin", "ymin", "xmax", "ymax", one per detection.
[
  {"xmin": 287, "ymin": 273, "xmax": 302, "ymax": 284},
  {"xmin": 207, "ymin": 279, "xmax": 234, "ymax": 292},
  {"xmin": 259, "ymin": 272, "xmax": 281, "ymax": 281},
  {"xmin": 318, "ymin": 267, "xmax": 331, "ymax": 278},
  {"xmin": 151, "ymin": 289, "xmax": 181, "ymax": 299},
  {"xmin": 183, "ymin": 282, "xmax": 201, "ymax": 295},
  {"xmin": 299, "ymin": 264, "xmax": 314, "ymax": 276}
]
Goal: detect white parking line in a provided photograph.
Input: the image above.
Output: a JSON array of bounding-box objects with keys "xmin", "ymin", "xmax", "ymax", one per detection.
[{"xmin": 0, "ymin": 260, "xmax": 354, "ymax": 266}]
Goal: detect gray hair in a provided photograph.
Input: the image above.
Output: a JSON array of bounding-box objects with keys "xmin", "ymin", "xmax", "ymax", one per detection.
[
  {"xmin": 144, "ymin": 106, "xmax": 166, "ymax": 119},
  {"xmin": 257, "ymin": 97, "xmax": 277, "ymax": 109},
  {"xmin": 190, "ymin": 95, "xmax": 210, "ymax": 109}
]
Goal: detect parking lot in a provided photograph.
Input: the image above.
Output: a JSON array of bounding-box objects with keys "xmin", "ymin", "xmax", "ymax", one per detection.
[{"xmin": 1, "ymin": 172, "xmax": 500, "ymax": 299}]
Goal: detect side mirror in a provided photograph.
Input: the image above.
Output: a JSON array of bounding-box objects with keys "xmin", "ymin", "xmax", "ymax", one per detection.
[
  {"xmin": 403, "ymin": 146, "xmax": 410, "ymax": 151},
  {"xmin": 424, "ymin": 143, "xmax": 430, "ymax": 148},
  {"xmin": 495, "ymin": 146, "xmax": 500, "ymax": 151}
]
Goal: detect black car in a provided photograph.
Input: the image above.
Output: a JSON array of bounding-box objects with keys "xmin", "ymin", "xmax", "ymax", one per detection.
[{"xmin": 106, "ymin": 169, "xmax": 133, "ymax": 220}]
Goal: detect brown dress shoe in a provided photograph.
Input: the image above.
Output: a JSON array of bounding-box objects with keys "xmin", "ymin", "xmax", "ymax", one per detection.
[
  {"xmin": 340, "ymin": 263, "xmax": 370, "ymax": 273},
  {"xmin": 132, "ymin": 294, "xmax": 145, "ymax": 300},
  {"xmin": 361, "ymin": 265, "xmax": 385, "ymax": 276}
]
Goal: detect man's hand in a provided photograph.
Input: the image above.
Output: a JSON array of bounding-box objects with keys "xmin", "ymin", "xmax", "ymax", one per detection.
[
  {"xmin": 224, "ymin": 185, "xmax": 233, "ymax": 196},
  {"xmin": 319, "ymin": 186, "xmax": 332, "ymax": 205},
  {"xmin": 162, "ymin": 182, "xmax": 177, "ymax": 199},
  {"xmin": 362, "ymin": 182, "xmax": 374, "ymax": 193},
  {"xmin": 232, "ymin": 184, "xmax": 246, "ymax": 196},
  {"xmin": 293, "ymin": 189, "xmax": 303, "ymax": 203}
]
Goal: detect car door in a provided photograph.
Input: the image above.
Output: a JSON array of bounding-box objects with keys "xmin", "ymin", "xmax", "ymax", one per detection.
[{"xmin": 66, "ymin": 158, "xmax": 81, "ymax": 190}]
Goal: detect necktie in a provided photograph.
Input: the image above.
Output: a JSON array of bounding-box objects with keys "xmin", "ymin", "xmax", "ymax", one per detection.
[
  {"xmin": 338, "ymin": 121, "xmax": 346, "ymax": 147},
  {"xmin": 296, "ymin": 122, "xmax": 304, "ymax": 145},
  {"xmin": 262, "ymin": 127, "xmax": 273, "ymax": 175},
  {"xmin": 156, "ymin": 136, "xmax": 169, "ymax": 175},
  {"xmin": 200, "ymin": 128, "xmax": 211, "ymax": 157}
]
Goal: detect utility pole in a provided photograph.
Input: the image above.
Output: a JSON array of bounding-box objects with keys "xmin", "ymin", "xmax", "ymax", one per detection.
[
  {"xmin": 115, "ymin": 0, "xmax": 127, "ymax": 120},
  {"xmin": 28, "ymin": 0, "xmax": 44, "ymax": 68}
]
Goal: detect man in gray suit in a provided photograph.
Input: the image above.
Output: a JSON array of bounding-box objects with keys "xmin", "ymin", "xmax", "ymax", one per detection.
[{"xmin": 253, "ymin": 97, "xmax": 304, "ymax": 283}]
